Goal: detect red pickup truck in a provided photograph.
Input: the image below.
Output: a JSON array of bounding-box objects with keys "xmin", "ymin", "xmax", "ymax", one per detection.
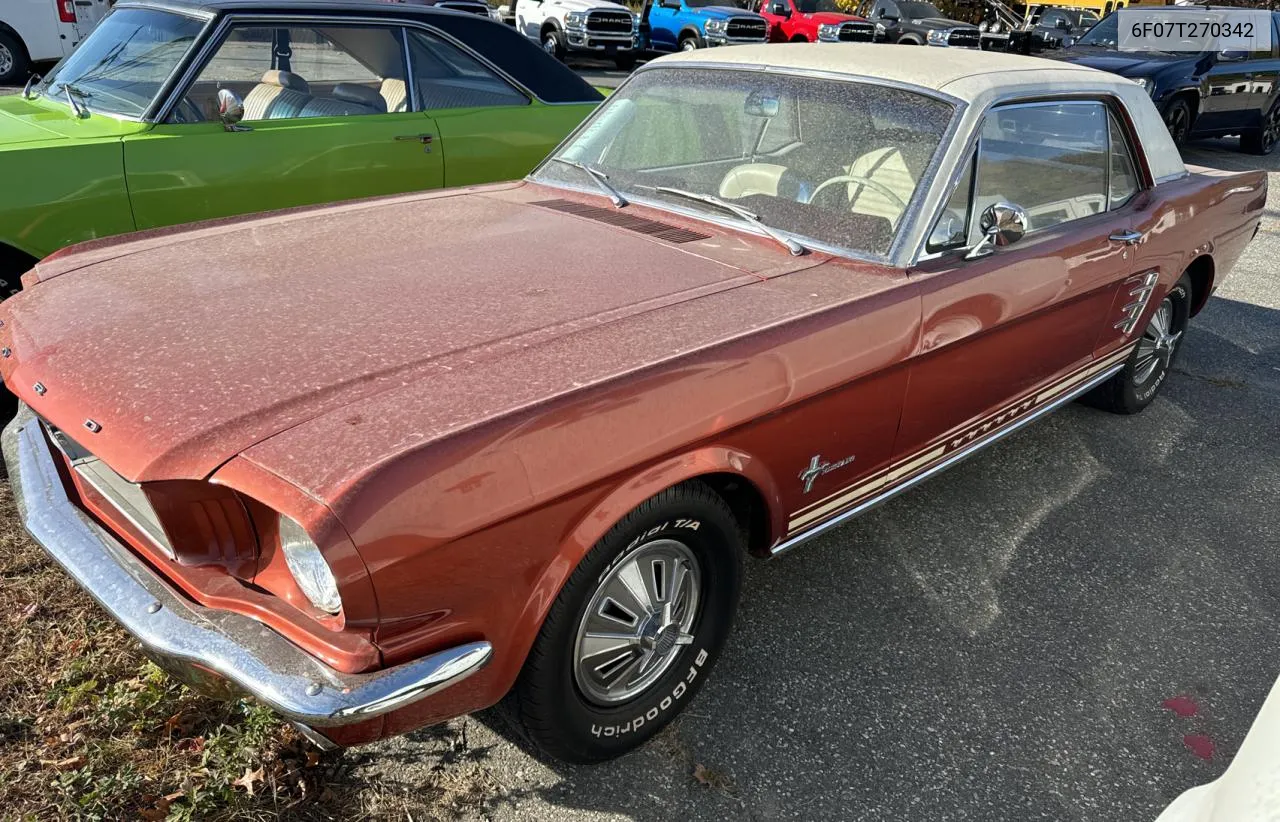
[{"xmin": 753, "ymin": 0, "xmax": 874, "ymax": 42}]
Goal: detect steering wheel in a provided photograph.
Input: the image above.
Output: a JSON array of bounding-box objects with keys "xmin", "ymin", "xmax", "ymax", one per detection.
[
  {"xmin": 806, "ymin": 174, "xmax": 909, "ymax": 211},
  {"xmin": 168, "ymin": 97, "xmax": 206, "ymax": 124}
]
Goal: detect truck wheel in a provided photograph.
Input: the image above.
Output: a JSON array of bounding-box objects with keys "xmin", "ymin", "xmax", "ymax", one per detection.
[
  {"xmin": 1085, "ymin": 273, "xmax": 1190, "ymax": 415},
  {"xmin": 542, "ymin": 30, "xmax": 567, "ymax": 61},
  {"xmin": 0, "ymin": 32, "xmax": 30, "ymax": 86},
  {"xmin": 1162, "ymin": 97, "xmax": 1193, "ymax": 147},
  {"xmin": 897, "ymin": 35, "xmax": 922, "ymax": 45},
  {"xmin": 679, "ymin": 34, "xmax": 703, "ymax": 51},
  {"xmin": 1241, "ymin": 98, "xmax": 1279, "ymax": 156},
  {"xmin": 614, "ymin": 54, "xmax": 637, "ymax": 70},
  {"xmin": 505, "ymin": 480, "xmax": 744, "ymax": 763}
]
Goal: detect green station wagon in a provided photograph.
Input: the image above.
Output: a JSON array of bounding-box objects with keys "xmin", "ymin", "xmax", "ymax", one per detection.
[{"xmin": 0, "ymin": 0, "xmax": 602, "ymax": 293}]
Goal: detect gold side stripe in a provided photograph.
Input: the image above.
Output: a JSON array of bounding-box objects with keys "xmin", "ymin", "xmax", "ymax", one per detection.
[{"xmin": 785, "ymin": 345, "xmax": 1136, "ymax": 534}]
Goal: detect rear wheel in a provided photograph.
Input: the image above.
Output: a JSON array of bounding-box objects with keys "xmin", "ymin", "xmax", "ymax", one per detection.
[
  {"xmin": 1241, "ymin": 98, "xmax": 1280, "ymax": 156},
  {"xmin": 1163, "ymin": 97, "xmax": 1194, "ymax": 147},
  {"xmin": 505, "ymin": 481, "xmax": 743, "ymax": 762},
  {"xmin": 0, "ymin": 32, "xmax": 29, "ymax": 86},
  {"xmin": 1086, "ymin": 274, "xmax": 1191, "ymax": 415}
]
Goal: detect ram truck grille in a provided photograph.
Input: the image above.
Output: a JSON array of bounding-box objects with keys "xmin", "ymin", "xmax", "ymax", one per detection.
[
  {"xmin": 726, "ymin": 17, "xmax": 767, "ymax": 39},
  {"xmin": 586, "ymin": 10, "xmax": 634, "ymax": 33},
  {"xmin": 838, "ymin": 22, "xmax": 875, "ymax": 41},
  {"xmin": 947, "ymin": 27, "xmax": 981, "ymax": 47}
]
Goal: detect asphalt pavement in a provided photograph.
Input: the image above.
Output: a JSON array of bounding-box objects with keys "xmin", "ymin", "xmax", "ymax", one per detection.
[{"xmin": 3, "ymin": 72, "xmax": 1279, "ymax": 822}]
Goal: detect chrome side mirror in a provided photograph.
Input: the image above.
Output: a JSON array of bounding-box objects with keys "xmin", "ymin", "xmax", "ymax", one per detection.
[
  {"xmin": 217, "ymin": 88, "xmax": 249, "ymax": 132},
  {"xmin": 965, "ymin": 201, "xmax": 1028, "ymax": 260}
]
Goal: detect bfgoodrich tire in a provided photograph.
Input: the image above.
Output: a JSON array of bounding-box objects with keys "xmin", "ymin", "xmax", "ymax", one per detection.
[
  {"xmin": 505, "ymin": 481, "xmax": 743, "ymax": 763},
  {"xmin": 1086, "ymin": 273, "xmax": 1191, "ymax": 415}
]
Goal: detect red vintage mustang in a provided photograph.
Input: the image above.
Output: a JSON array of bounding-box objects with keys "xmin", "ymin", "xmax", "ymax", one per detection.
[{"xmin": 0, "ymin": 45, "xmax": 1265, "ymax": 763}]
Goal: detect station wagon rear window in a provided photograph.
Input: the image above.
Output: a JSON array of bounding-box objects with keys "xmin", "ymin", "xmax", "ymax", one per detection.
[{"xmin": 534, "ymin": 67, "xmax": 955, "ymax": 259}]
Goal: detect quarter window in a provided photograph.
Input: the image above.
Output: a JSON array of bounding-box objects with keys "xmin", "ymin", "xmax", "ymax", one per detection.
[
  {"xmin": 175, "ymin": 24, "xmax": 408, "ymax": 122},
  {"xmin": 407, "ymin": 30, "xmax": 528, "ymax": 110},
  {"xmin": 1108, "ymin": 113, "xmax": 1139, "ymax": 209}
]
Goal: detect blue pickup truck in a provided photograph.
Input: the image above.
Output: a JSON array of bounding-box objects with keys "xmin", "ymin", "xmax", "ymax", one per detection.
[{"xmin": 640, "ymin": 0, "xmax": 769, "ymax": 52}]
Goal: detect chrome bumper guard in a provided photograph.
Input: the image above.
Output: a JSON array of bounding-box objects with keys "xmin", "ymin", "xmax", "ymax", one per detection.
[{"xmin": 2, "ymin": 406, "xmax": 492, "ymax": 730}]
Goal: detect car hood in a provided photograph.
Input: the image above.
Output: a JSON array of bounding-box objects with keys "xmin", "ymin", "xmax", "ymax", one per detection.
[
  {"xmin": 0, "ymin": 183, "xmax": 814, "ymax": 483},
  {"xmin": 806, "ymin": 12, "xmax": 864, "ymax": 24},
  {"xmin": 1055, "ymin": 47, "xmax": 1198, "ymax": 77},
  {"xmin": 911, "ymin": 16, "xmax": 971, "ymax": 28},
  {"xmin": 0, "ymin": 94, "xmax": 149, "ymax": 145},
  {"xmin": 699, "ymin": 6, "xmax": 763, "ymax": 19}
]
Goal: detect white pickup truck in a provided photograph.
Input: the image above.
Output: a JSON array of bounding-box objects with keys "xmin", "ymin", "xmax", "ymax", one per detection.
[
  {"xmin": 514, "ymin": 0, "xmax": 640, "ymax": 70},
  {"xmin": 0, "ymin": 0, "xmax": 111, "ymax": 84}
]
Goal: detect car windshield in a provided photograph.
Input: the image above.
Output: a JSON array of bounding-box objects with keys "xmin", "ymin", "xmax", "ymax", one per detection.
[
  {"xmin": 797, "ymin": 0, "xmax": 847, "ymax": 14},
  {"xmin": 532, "ymin": 68, "xmax": 954, "ymax": 259},
  {"xmin": 897, "ymin": 2, "xmax": 942, "ymax": 18},
  {"xmin": 35, "ymin": 8, "xmax": 204, "ymax": 119}
]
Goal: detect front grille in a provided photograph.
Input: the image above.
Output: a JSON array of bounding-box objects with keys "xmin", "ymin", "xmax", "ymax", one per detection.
[
  {"xmin": 439, "ymin": 1, "xmax": 491, "ymax": 14},
  {"xmin": 586, "ymin": 10, "xmax": 634, "ymax": 34},
  {"xmin": 947, "ymin": 27, "xmax": 981, "ymax": 47},
  {"xmin": 726, "ymin": 17, "xmax": 767, "ymax": 40},
  {"xmin": 838, "ymin": 22, "xmax": 875, "ymax": 41},
  {"xmin": 43, "ymin": 421, "xmax": 174, "ymax": 557},
  {"xmin": 533, "ymin": 199, "xmax": 711, "ymax": 243}
]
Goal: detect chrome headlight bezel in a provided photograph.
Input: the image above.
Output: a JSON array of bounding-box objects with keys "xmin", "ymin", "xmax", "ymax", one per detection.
[
  {"xmin": 926, "ymin": 27, "xmax": 949, "ymax": 46},
  {"xmin": 817, "ymin": 22, "xmax": 840, "ymax": 41},
  {"xmin": 279, "ymin": 516, "xmax": 343, "ymax": 615},
  {"xmin": 565, "ymin": 11, "xmax": 587, "ymax": 29},
  {"xmin": 704, "ymin": 18, "xmax": 728, "ymax": 33}
]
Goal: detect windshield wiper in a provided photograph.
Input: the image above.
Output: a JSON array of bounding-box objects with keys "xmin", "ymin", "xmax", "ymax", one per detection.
[
  {"xmin": 61, "ymin": 83, "xmax": 91, "ymax": 118},
  {"xmin": 646, "ymin": 186, "xmax": 806, "ymax": 256},
  {"xmin": 549, "ymin": 157, "xmax": 627, "ymax": 208},
  {"xmin": 22, "ymin": 73, "xmax": 41, "ymax": 100}
]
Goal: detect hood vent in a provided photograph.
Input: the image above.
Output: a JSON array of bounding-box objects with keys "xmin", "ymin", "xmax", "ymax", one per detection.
[{"xmin": 532, "ymin": 199, "xmax": 711, "ymax": 244}]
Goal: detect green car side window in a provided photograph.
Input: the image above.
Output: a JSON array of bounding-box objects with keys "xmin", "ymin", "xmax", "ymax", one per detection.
[
  {"xmin": 406, "ymin": 30, "xmax": 530, "ymax": 111},
  {"xmin": 172, "ymin": 24, "xmax": 409, "ymax": 123}
]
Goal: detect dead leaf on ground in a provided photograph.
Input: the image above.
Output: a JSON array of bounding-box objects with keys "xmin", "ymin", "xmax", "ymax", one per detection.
[{"xmin": 232, "ymin": 765, "xmax": 265, "ymax": 796}]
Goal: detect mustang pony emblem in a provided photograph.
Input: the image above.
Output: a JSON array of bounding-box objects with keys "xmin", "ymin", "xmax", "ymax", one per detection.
[{"xmin": 799, "ymin": 453, "xmax": 856, "ymax": 494}]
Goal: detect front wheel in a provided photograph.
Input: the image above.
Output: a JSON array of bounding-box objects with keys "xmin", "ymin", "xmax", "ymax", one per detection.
[
  {"xmin": 1241, "ymin": 98, "xmax": 1280, "ymax": 156},
  {"xmin": 1086, "ymin": 274, "xmax": 1190, "ymax": 415},
  {"xmin": 679, "ymin": 34, "xmax": 702, "ymax": 51},
  {"xmin": 505, "ymin": 481, "xmax": 743, "ymax": 762},
  {"xmin": 614, "ymin": 54, "xmax": 637, "ymax": 71},
  {"xmin": 1163, "ymin": 97, "xmax": 1194, "ymax": 147},
  {"xmin": 542, "ymin": 30, "xmax": 567, "ymax": 61}
]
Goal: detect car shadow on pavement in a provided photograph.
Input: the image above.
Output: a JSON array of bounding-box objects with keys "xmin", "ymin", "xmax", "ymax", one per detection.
[{"xmin": 349, "ymin": 293, "xmax": 1280, "ymax": 822}]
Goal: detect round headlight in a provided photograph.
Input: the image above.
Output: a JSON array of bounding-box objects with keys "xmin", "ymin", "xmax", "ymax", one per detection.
[{"xmin": 280, "ymin": 516, "xmax": 342, "ymax": 615}]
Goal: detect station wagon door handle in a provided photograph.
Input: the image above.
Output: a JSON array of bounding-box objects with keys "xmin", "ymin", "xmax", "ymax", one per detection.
[
  {"xmin": 1109, "ymin": 230, "xmax": 1144, "ymax": 246},
  {"xmin": 395, "ymin": 133, "xmax": 434, "ymax": 144}
]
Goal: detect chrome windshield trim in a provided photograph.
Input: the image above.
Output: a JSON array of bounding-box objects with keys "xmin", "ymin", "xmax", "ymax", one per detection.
[{"xmin": 531, "ymin": 63, "xmax": 964, "ymax": 269}]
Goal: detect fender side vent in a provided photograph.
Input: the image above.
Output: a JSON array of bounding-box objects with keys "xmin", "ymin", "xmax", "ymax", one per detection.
[{"xmin": 531, "ymin": 199, "xmax": 711, "ymax": 244}]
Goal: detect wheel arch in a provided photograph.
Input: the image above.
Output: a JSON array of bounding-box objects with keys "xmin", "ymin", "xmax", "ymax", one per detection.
[
  {"xmin": 540, "ymin": 18, "xmax": 562, "ymax": 37},
  {"xmin": 679, "ymin": 26, "xmax": 703, "ymax": 43},
  {"xmin": 0, "ymin": 22, "xmax": 31, "ymax": 61},
  {"xmin": 1184, "ymin": 253, "xmax": 1214, "ymax": 317},
  {"xmin": 896, "ymin": 33, "xmax": 923, "ymax": 44}
]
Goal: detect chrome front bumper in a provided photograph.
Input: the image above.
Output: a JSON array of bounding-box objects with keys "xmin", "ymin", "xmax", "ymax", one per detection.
[{"xmin": 2, "ymin": 406, "xmax": 491, "ymax": 733}]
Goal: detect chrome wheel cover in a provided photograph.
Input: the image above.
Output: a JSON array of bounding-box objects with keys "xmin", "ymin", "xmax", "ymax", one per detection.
[
  {"xmin": 543, "ymin": 34, "xmax": 558, "ymax": 54},
  {"xmin": 1134, "ymin": 296, "xmax": 1181, "ymax": 384},
  {"xmin": 573, "ymin": 538, "xmax": 701, "ymax": 706},
  {"xmin": 0, "ymin": 44, "xmax": 13, "ymax": 77},
  {"xmin": 681, "ymin": 38, "xmax": 698, "ymax": 51}
]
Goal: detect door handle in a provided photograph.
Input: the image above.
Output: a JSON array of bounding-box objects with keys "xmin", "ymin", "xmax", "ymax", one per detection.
[
  {"xmin": 395, "ymin": 133, "xmax": 434, "ymax": 143},
  {"xmin": 1109, "ymin": 230, "xmax": 1143, "ymax": 246}
]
